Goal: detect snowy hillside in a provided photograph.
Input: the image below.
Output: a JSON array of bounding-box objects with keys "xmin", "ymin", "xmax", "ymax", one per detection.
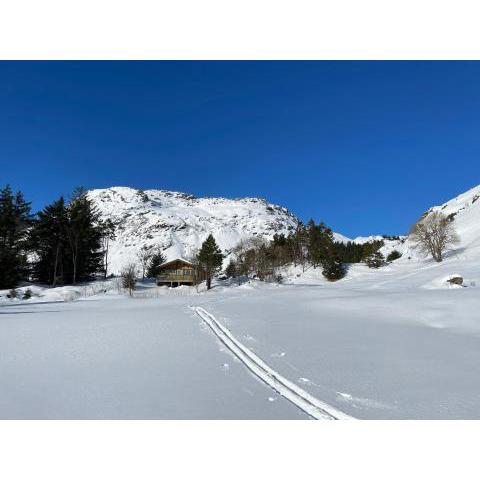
[
  {"xmin": 349, "ymin": 183, "xmax": 480, "ymax": 262},
  {"xmin": 398, "ymin": 183, "xmax": 480, "ymax": 262},
  {"xmin": 426, "ymin": 183, "xmax": 480, "ymax": 252},
  {"xmin": 88, "ymin": 187, "xmax": 302, "ymax": 273}
]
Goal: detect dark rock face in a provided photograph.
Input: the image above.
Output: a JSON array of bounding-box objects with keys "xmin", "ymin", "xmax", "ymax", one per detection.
[{"xmin": 447, "ymin": 276, "xmax": 463, "ymax": 285}]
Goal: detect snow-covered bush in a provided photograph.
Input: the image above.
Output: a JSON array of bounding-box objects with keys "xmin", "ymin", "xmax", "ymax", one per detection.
[{"xmin": 387, "ymin": 250, "xmax": 402, "ymax": 262}]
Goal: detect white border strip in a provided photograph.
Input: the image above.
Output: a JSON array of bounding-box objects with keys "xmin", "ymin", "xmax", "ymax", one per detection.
[{"xmin": 193, "ymin": 306, "xmax": 354, "ymax": 420}]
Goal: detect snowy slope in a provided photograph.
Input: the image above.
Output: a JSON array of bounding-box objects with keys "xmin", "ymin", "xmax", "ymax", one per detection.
[
  {"xmin": 88, "ymin": 187, "xmax": 301, "ymax": 273},
  {"xmin": 349, "ymin": 183, "xmax": 480, "ymax": 261},
  {"xmin": 399, "ymin": 183, "xmax": 480, "ymax": 262},
  {"xmin": 426, "ymin": 183, "xmax": 480, "ymax": 253}
]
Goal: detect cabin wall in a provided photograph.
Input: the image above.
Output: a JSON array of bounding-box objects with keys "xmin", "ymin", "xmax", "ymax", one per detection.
[{"xmin": 156, "ymin": 260, "xmax": 207, "ymax": 286}]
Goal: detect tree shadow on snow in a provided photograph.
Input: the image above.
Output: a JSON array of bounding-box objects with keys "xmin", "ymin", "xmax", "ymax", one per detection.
[
  {"xmin": 0, "ymin": 309, "xmax": 62, "ymax": 315},
  {"xmin": 0, "ymin": 301, "xmax": 70, "ymax": 308}
]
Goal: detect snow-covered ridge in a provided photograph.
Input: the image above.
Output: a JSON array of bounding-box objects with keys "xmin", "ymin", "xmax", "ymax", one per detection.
[{"xmin": 88, "ymin": 186, "xmax": 302, "ymax": 273}]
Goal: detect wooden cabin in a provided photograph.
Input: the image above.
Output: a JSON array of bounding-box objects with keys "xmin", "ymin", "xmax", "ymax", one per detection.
[{"xmin": 156, "ymin": 258, "xmax": 206, "ymax": 287}]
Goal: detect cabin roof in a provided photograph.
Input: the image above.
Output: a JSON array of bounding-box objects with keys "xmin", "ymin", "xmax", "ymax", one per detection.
[{"xmin": 158, "ymin": 258, "xmax": 194, "ymax": 269}]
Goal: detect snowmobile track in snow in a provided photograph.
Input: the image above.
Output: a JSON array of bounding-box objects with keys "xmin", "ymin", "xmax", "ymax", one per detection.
[{"xmin": 193, "ymin": 306, "xmax": 353, "ymax": 420}]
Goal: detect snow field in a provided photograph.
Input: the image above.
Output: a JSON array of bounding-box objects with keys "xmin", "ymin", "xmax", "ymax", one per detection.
[{"xmin": 193, "ymin": 306, "xmax": 353, "ymax": 420}]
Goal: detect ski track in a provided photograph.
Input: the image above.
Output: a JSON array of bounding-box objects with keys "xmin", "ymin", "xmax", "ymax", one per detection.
[{"xmin": 192, "ymin": 306, "xmax": 353, "ymax": 420}]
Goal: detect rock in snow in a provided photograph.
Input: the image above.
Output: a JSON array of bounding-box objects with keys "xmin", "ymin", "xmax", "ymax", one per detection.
[{"xmin": 447, "ymin": 276, "xmax": 464, "ymax": 286}]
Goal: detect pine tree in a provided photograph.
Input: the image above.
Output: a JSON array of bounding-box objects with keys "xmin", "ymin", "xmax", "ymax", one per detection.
[
  {"xmin": 225, "ymin": 259, "xmax": 237, "ymax": 278},
  {"xmin": 0, "ymin": 185, "xmax": 32, "ymax": 288},
  {"xmin": 321, "ymin": 253, "xmax": 345, "ymax": 281},
  {"xmin": 360, "ymin": 240, "xmax": 384, "ymax": 261},
  {"xmin": 365, "ymin": 250, "xmax": 385, "ymax": 268},
  {"xmin": 197, "ymin": 234, "xmax": 223, "ymax": 290},
  {"xmin": 30, "ymin": 197, "xmax": 69, "ymax": 286},
  {"xmin": 289, "ymin": 222, "xmax": 308, "ymax": 269},
  {"xmin": 146, "ymin": 249, "xmax": 166, "ymax": 278},
  {"xmin": 307, "ymin": 220, "xmax": 335, "ymax": 268},
  {"xmin": 65, "ymin": 189, "xmax": 103, "ymax": 284}
]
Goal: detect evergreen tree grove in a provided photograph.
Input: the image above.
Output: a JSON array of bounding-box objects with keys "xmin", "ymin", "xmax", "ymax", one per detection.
[
  {"xmin": 30, "ymin": 190, "xmax": 104, "ymax": 285},
  {"xmin": 0, "ymin": 185, "xmax": 32, "ymax": 288}
]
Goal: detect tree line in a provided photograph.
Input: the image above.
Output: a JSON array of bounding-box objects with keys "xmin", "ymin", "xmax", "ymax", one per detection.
[
  {"xmin": 224, "ymin": 220, "xmax": 391, "ymax": 283},
  {"xmin": 0, "ymin": 185, "xmax": 116, "ymax": 289},
  {"xmin": 1, "ymin": 183, "xmax": 458, "ymax": 291}
]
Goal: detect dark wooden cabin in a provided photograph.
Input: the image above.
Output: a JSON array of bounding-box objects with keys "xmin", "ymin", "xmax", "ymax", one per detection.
[{"xmin": 156, "ymin": 258, "xmax": 206, "ymax": 287}]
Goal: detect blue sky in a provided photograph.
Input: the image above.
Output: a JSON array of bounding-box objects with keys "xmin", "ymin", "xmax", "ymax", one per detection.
[{"xmin": 1, "ymin": 61, "xmax": 479, "ymax": 237}]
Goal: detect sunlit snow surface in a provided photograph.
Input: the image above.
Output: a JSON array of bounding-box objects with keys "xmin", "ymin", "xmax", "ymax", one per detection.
[{"xmin": 1, "ymin": 246, "xmax": 480, "ymax": 419}]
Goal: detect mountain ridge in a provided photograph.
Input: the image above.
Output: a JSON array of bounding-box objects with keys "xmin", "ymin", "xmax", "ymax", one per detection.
[
  {"xmin": 87, "ymin": 184, "xmax": 480, "ymax": 274},
  {"xmin": 87, "ymin": 186, "xmax": 312, "ymax": 273}
]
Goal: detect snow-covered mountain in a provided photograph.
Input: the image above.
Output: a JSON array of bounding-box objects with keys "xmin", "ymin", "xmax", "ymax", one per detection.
[
  {"xmin": 87, "ymin": 187, "xmax": 301, "ymax": 273},
  {"xmin": 87, "ymin": 184, "xmax": 480, "ymax": 276}
]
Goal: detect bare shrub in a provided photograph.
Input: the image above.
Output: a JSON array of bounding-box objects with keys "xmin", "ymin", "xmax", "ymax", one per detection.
[
  {"xmin": 137, "ymin": 246, "xmax": 154, "ymax": 280},
  {"xmin": 8, "ymin": 289, "xmax": 17, "ymax": 299},
  {"xmin": 121, "ymin": 263, "xmax": 137, "ymax": 296},
  {"xmin": 410, "ymin": 211, "xmax": 459, "ymax": 262}
]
